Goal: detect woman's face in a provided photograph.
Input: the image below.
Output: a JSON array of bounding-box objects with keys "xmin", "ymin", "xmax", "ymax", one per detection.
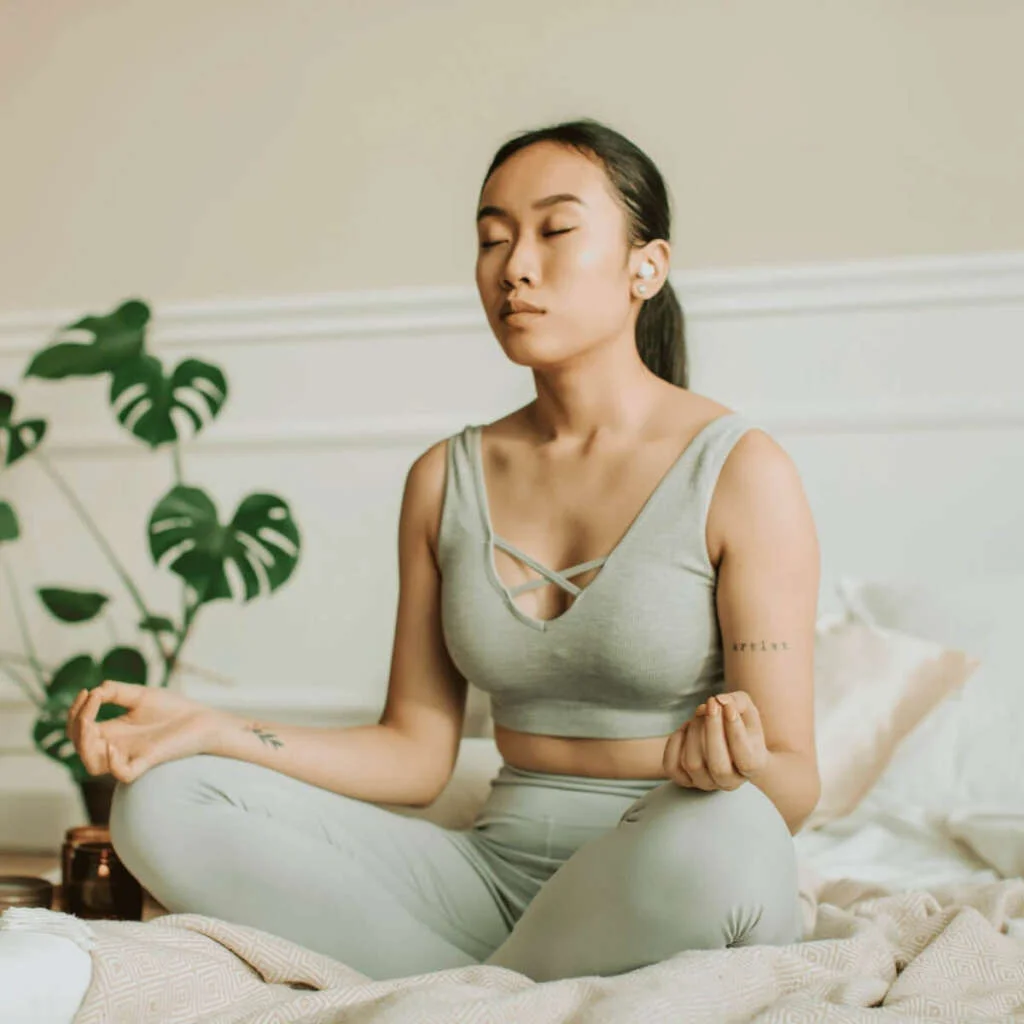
[{"xmin": 475, "ymin": 141, "xmax": 641, "ymax": 371}]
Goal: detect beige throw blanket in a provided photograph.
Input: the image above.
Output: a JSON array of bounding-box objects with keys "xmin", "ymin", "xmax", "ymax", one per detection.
[{"xmin": 74, "ymin": 870, "xmax": 1024, "ymax": 1023}]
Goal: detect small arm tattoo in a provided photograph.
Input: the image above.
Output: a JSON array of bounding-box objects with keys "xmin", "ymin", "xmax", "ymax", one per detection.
[
  {"xmin": 244, "ymin": 722, "xmax": 284, "ymax": 749},
  {"xmin": 731, "ymin": 640, "xmax": 790, "ymax": 652}
]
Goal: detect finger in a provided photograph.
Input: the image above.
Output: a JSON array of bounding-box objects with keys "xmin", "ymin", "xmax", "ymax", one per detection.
[
  {"xmin": 704, "ymin": 700, "xmax": 744, "ymax": 789},
  {"xmin": 108, "ymin": 740, "xmax": 147, "ymax": 785},
  {"xmin": 78, "ymin": 686, "xmax": 110, "ymax": 776},
  {"xmin": 93, "ymin": 679, "xmax": 143, "ymax": 709},
  {"xmin": 663, "ymin": 724, "xmax": 692, "ymax": 787},
  {"xmin": 722, "ymin": 707, "xmax": 762, "ymax": 777},
  {"xmin": 67, "ymin": 688, "xmax": 91, "ymax": 741},
  {"xmin": 682, "ymin": 717, "xmax": 714, "ymax": 790},
  {"xmin": 717, "ymin": 692, "xmax": 761, "ymax": 733}
]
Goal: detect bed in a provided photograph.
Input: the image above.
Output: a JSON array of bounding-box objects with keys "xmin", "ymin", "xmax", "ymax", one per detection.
[{"xmin": 3, "ymin": 568, "xmax": 1024, "ymax": 1022}]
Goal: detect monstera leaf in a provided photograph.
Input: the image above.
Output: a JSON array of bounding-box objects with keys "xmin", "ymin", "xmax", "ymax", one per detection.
[
  {"xmin": 32, "ymin": 647, "xmax": 146, "ymax": 782},
  {"xmin": 38, "ymin": 587, "xmax": 110, "ymax": 623},
  {"xmin": 110, "ymin": 354, "xmax": 228, "ymax": 447},
  {"xmin": 25, "ymin": 299, "xmax": 149, "ymax": 380},
  {"xmin": 148, "ymin": 485, "xmax": 300, "ymax": 604},
  {"xmin": 0, "ymin": 391, "xmax": 47, "ymax": 466},
  {"xmin": 139, "ymin": 614, "xmax": 176, "ymax": 635},
  {"xmin": 0, "ymin": 501, "xmax": 18, "ymax": 543}
]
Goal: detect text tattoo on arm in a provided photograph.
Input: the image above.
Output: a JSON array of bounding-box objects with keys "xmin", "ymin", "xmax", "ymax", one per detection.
[{"xmin": 731, "ymin": 640, "xmax": 791, "ymax": 652}]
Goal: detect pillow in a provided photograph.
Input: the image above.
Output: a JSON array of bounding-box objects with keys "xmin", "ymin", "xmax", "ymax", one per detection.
[
  {"xmin": 837, "ymin": 573, "xmax": 1023, "ymax": 816},
  {"xmin": 803, "ymin": 612, "xmax": 979, "ymax": 831},
  {"xmin": 944, "ymin": 808, "xmax": 1024, "ymax": 880}
]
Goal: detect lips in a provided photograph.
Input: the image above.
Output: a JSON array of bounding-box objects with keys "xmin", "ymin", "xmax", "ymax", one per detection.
[{"xmin": 500, "ymin": 299, "xmax": 545, "ymax": 318}]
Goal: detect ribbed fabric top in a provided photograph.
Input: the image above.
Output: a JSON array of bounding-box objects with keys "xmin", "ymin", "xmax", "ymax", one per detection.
[{"xmin": 437, "ymin": 412, "xmax": 760, "ymax": 739}]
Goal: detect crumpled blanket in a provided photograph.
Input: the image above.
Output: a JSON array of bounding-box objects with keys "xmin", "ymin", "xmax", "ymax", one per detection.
[{"xmin": 64, "ymin": 870, "xmax": 1024, "ymax": 1023}]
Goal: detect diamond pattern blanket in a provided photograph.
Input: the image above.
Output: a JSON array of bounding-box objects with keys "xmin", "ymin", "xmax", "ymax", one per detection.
[{"xmin": 68, "ymin": 870, "xmax": 1024, "ymax": 1023}]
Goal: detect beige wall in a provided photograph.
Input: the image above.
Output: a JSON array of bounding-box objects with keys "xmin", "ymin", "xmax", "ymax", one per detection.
[{"xmin": 1, "ymin": 0, "xmax": 1022, "ymax": 314}]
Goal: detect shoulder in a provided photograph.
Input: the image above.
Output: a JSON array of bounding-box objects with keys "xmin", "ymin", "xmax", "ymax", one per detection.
[
  {"xmin": 400, "ymin": 434, "xmax": 458, "ymax": 561},
  {"xmin": 709, "ymin": 424, "xmax": 819, "ymax": 567}
]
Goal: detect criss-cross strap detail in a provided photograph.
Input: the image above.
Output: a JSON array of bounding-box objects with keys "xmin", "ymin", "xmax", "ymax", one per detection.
[{"xmin": 493, "ymin": 535, "xmax": 607, "ymax": 597}]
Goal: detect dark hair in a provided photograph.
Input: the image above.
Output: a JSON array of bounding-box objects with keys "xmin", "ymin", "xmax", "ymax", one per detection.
[{"xmin": 480, "ymin": 118, "xmax": 688, "ymax": 388}]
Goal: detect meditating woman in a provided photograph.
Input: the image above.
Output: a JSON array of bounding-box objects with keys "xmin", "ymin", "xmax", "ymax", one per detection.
[{"xmin": 67, "ymin": 118, "xmax": 821, "ymax": 983}]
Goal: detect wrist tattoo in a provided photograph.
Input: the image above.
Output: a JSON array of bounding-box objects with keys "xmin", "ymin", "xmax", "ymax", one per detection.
[
  {"xmin": 731, "ymin": 640, "xmax": 790, "ymax": 652},
  {"xmin": 244, "ymin": 722, "xmax": 284, "ymax": 749}
]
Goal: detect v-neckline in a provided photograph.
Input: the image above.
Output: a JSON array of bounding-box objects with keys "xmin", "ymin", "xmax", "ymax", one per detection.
[{"xmin": 470, "ymin": 413, "xmax": 738, "ymax": 632}]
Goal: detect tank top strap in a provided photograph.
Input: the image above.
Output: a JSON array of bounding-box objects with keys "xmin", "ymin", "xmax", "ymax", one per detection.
[
  {"xmin": 623, "ymin": 412, "xmax": 763, "ymax": 557},
  {"xmin": 437, "ymin": 425, "xmax": 486, "ymax": 565}
]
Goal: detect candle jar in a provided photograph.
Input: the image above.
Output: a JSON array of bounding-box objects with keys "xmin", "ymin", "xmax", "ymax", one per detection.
[
  {"xmin": 0, "ymin": 876, "xmax": 54, "ymax": 912},
  {"xmin": 66, "ymin": 841, "xmax": 143, "ymax": 920},
  {"xmin": 62, "ymin": 824, "xmax": 111, "ymax": 898}
]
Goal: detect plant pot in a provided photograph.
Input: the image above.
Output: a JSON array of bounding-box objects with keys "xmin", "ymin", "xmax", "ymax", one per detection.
[{"xmin": 78, "ymin": 773, "xmax": 118, "ymax": 825}]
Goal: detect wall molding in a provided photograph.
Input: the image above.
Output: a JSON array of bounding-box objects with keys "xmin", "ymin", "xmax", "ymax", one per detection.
[
  {"xmin": 1, "ymin": 250, "xmax": 1022, "ymax": 356},
  {"xmin": 30, "ymin": 400, "xmax": 1024, "ymax": 459}
]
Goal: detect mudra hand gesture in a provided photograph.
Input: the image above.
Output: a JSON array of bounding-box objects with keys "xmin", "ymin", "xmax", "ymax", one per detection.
[
  {"xmin": 66, "ymin": 680, "xmax": 224, "ymax": 784},
  {"xmin": 662, "ymin": 691, "xmax": 769, "ymax": 791}
]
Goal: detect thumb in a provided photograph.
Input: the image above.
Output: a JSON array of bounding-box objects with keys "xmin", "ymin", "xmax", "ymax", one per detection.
[
  {"xmin": 107, "ymin": 739, "xmax": 149, "ymax": 785},
  {"xmin": 97, "ymin": 679, "xmax": 146, "ymax": 709}
]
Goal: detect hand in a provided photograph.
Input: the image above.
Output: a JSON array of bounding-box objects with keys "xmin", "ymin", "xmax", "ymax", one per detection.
[
  {"xmin": 662, "ymin": 691, "xmax": 769, "ymax": 791},
  {"xmin": 66, "ymin": 680, "xmax": 227, "ymax": 784}
]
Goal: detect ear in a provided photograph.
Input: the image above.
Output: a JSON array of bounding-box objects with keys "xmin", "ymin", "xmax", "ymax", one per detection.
[{"xmin": 630, "ymin": 239, "xmax": 672, "ymax": 300}]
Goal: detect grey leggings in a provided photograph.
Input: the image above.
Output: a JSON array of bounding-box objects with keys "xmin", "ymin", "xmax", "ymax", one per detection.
[{"xmin": 108, "ymin": 754, "xmax": 802, "ymax": 982}]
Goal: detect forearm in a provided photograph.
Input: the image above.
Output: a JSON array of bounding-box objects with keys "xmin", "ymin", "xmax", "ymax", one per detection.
[
  {"xmin": 202, "ymin": 712, "xmax": 444, "ymax": 806},
  {"xmin": 746, "ymin": 748, "xmax": 821, "ymax": 834}
]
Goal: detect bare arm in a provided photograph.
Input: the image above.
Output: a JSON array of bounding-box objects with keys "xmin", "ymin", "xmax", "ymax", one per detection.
[
  {"xmin": 204, "ymin": 438, "xmax": 469, "ymax": 807},
  {"xmin": 713, "ymin": 430, "xmax": 822, "ymax": 833}
]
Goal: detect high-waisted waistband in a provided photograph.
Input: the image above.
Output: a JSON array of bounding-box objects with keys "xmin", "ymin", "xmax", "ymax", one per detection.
[{"xmin": 491, "ymin": 762, "xmax": 665, "ymax": 799}]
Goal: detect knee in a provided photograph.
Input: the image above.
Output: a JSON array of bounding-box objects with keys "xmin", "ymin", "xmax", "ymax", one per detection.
[
  {"xmin": 618, "ymin": 782, "xmax": 800, "ymax": 945},
  {"xmin": 109, "ymin": 755, "xmax": 217, "ymax": 863}
]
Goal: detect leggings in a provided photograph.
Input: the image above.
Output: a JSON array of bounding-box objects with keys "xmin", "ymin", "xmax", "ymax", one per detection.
[{"xmin": 108, "ymin": 753, "xmax": 803, "ymax": 982}]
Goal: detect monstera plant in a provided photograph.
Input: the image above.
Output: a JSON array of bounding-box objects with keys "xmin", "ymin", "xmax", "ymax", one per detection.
[{"xmin": 0, "ymin": 298, "xmax": 301, "ymax": 822}]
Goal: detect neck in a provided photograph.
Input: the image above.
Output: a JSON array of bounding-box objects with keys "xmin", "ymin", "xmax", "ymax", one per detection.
[{"xmin": 527, "ymin": 343, "xmax": 670, "ymax": 449}]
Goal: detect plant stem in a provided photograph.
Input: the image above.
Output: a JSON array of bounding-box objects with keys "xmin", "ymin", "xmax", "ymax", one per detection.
[
  {"xmin": 34, "ymin": 450, "xmax": 167, "ymax": 670},
  {"xmin": 172, "ymin": 441, "xmax": 183, "ymax": 485},
  {"xmin": 172, "ymin": 439, "xmax": 188, "ymax": 684},
  {"xmin": 0, "ymin": 556, "xmax": 48, "ymax": 700},
  {"xmin": 104, "ymin": 607, "xmax": 120, "ymax": 646},
  {"xmin": 161, "ymin": 588, "xmax": 203, "ymax": 688}
]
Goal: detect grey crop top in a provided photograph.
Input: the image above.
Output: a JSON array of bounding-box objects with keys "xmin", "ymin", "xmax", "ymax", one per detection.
[{"xmin": 437, "ymin": 412, "xmax": 760, "ymax": 739}]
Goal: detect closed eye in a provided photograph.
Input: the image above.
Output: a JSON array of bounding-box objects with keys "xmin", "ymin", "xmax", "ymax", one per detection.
[{"xmin": 479, "ymin": 228, "xmax": 576, "ymax": 250}]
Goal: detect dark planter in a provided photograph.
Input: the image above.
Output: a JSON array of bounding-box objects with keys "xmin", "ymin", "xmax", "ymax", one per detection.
[{"xmin": 78, "ymin": 773, "xmax": 118, "ymax": 826}]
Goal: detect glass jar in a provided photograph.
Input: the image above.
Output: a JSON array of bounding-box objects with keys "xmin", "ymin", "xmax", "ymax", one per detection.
[
  {"xmin": 66, "ymin": 841, "xmax": 142, "ymax": 920},
  {"xmin": 0, "ymin": 876, "xmax": 54, "ymax": 912}
]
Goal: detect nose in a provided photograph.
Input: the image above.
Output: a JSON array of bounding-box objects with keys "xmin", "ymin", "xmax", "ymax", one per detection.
[{"xmin": 500, "ymin": 235, "xmax": 539, "ymax": 290}]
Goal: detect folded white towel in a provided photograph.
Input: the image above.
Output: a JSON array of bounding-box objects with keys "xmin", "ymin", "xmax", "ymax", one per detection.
[
  {"xmin": 0, "ymin": 906, "xmax": 97, "ymax": 953},
  {"xmin": 0, "ymin": 909, "xmax": 95, "ymax": 1024}
]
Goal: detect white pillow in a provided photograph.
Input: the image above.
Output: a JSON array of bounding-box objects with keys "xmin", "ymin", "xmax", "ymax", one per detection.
[
  {"xmin": 837, "ymin": 572, "xmax": 1024, "ymax": 816},
  {"xmin": 944, "ymin": 808, "xmax": 1024, "ymax": 880},
  {"xmin": 804, "ymin": 612, "xmax": 979, "ymax": 830}
]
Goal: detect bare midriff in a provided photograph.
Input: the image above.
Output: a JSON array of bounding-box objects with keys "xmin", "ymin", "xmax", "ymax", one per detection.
[{"xmin": 494, "ymin": 725, "xmax": 674, "ymax": 779}]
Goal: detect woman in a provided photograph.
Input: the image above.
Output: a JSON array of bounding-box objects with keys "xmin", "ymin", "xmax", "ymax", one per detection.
[{"xmin": 67, "ymin": 118, "xmax": 821, "ymax": 983}]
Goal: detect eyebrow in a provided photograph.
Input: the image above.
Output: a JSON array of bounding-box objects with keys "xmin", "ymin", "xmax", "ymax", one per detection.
[{"xmin": 476, "ymin": 192, "xmax": 586, "ymax": 223}]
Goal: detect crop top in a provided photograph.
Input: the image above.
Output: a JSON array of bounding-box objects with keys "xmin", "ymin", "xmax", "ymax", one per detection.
[{"xmin": 436, "ymin": 412, "xmax": 760, "ymax": 738}]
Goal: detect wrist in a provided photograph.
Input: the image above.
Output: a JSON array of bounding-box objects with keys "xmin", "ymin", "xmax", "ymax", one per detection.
[{"xmin": 197, "ymin": 708, "xmax": 245, "ymax": 757}]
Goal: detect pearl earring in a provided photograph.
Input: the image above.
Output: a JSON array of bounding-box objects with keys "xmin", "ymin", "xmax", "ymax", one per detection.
[
  {"xmin": 637, "ymin": 262, "xmax": 655, "ymax": 279},
  {"xmin": 637, "ymin": 284, "xmax": 647, "ymax": 294}
]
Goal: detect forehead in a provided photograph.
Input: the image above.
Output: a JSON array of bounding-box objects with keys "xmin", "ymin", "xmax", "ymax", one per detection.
[{"xmin": 478, "ymin": 141, "xmax": 616, "ymax": 215}]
